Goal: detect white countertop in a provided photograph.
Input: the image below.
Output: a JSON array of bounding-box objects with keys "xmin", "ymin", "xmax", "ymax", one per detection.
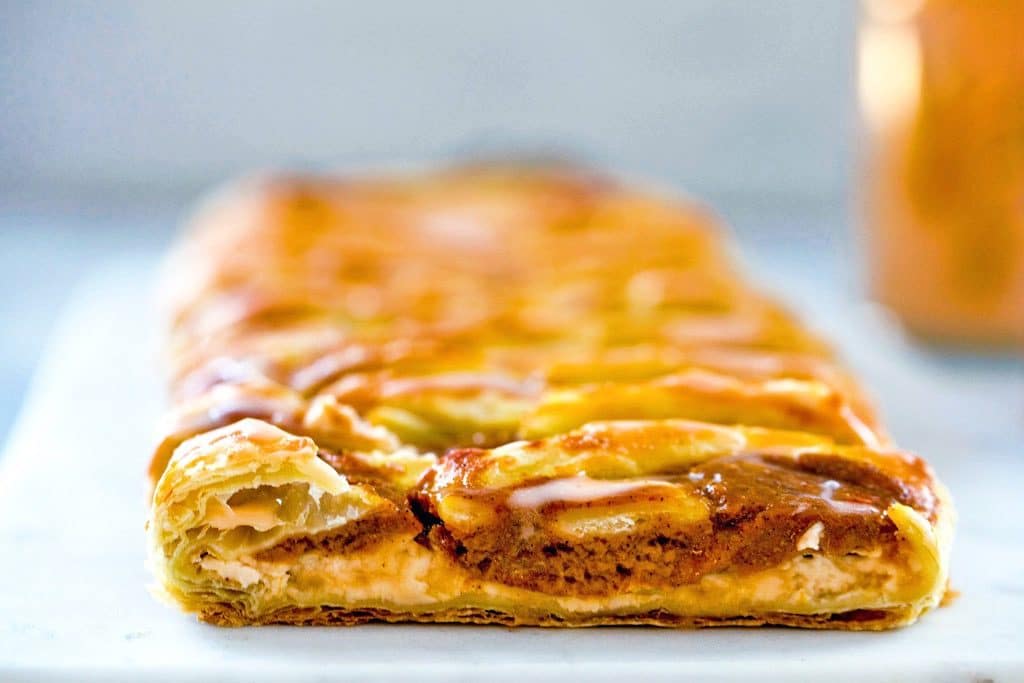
[{"xmin": 0, "ymin": 257, "xmax": 1021, "ymax": 682}]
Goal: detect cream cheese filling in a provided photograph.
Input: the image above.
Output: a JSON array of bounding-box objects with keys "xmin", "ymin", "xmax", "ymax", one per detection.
[{"xmin": 199, "ymin": 535, "xmax": 934, "ymax": 621}]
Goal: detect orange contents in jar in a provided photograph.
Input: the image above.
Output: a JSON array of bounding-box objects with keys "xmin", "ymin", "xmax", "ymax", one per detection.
[{"xmin": 860, "ymin": 0, "xmax": 1024, "ymax": 349}]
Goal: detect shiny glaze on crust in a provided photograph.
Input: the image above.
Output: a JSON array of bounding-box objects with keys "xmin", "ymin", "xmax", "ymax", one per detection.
[{"xmin": 152, "ymin": 167, "xmax": 890, "ymax": 484}]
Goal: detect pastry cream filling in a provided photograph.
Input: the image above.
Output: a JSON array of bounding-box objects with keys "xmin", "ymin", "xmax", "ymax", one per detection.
[
  {"xmin": 193, "ymin": 536, "xmax": 934, "ymax": 621},
  {"xmin": 199, "ymin": 557, "xmax": 264, "ymax": 588}
]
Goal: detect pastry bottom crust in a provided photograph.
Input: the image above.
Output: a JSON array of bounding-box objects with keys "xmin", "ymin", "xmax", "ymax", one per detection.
[{"xmin": 198, "ymin": 603, "xmax": 923, "ymax": 631}]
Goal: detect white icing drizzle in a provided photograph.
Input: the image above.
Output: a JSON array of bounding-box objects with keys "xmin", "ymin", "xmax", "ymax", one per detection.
[
  {"xmin": 508, "ymin": 475, "xmax": 675, "ymax": 509},
  {"xmin": 820, "ymin": 479, "xmax": 880, "ymax": 515}
]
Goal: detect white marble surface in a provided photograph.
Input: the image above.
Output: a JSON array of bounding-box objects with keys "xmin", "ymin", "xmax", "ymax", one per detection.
[
  {"xmin": 0, "ymin": 258, "xmax": 1022, "ymax": 682},
  {"xmin": 0, "ymin": 193, "xmax": 181, "ymax": 444}
]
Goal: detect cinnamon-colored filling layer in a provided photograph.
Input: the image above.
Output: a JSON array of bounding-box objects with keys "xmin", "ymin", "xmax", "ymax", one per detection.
[
  {"xmin": 410, "ymin": 453, "xmax": 933, "ymax": 597},
  {"xmin": 255, "ymin": 511, "xmax": 418, "ymax": 562}
]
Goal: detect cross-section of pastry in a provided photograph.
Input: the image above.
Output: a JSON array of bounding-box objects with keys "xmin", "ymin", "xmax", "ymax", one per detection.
[{"xmin": 146, "ymin": 165, "xmax": 953, "ymax": 629}]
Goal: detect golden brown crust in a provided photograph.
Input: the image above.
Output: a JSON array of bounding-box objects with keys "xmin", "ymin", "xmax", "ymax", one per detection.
[
  {"xmin": 198, "ymin": 603, "xmax": 923, "ymax": 632},
  {"xmin": 150, "ymin": 167, "xmax": 879, "ymax": 484}
]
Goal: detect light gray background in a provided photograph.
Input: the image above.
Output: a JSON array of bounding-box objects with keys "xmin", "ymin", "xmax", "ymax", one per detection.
[
  {"xmin": 2, "ymin": 1, "xmax": 862, "ymax": 444},
  {"xmin": 1, "ymin": 1, "xmax": 856, "ymax": 198}
]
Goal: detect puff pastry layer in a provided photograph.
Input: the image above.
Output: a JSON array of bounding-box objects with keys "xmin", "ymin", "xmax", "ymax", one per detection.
[{"xmin": 147, "ymin": 166, "xmax": 953, "ymax": 629}]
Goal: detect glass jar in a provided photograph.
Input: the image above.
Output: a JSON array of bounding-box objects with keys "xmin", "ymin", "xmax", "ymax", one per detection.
[{"xmin": 859, "ymin": 0, "xmax": 1024, "ymax": 349}]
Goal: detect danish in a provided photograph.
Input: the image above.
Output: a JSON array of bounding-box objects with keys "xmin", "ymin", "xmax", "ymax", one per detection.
[{"xmin": 147, "ymin": 166, "xmax": 952, "ymax": 629}]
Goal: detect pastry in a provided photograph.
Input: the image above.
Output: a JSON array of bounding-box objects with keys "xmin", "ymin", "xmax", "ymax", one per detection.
[{"xmin": 147, "ymin": 166, "xmax": 953, "ymax": 629}]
